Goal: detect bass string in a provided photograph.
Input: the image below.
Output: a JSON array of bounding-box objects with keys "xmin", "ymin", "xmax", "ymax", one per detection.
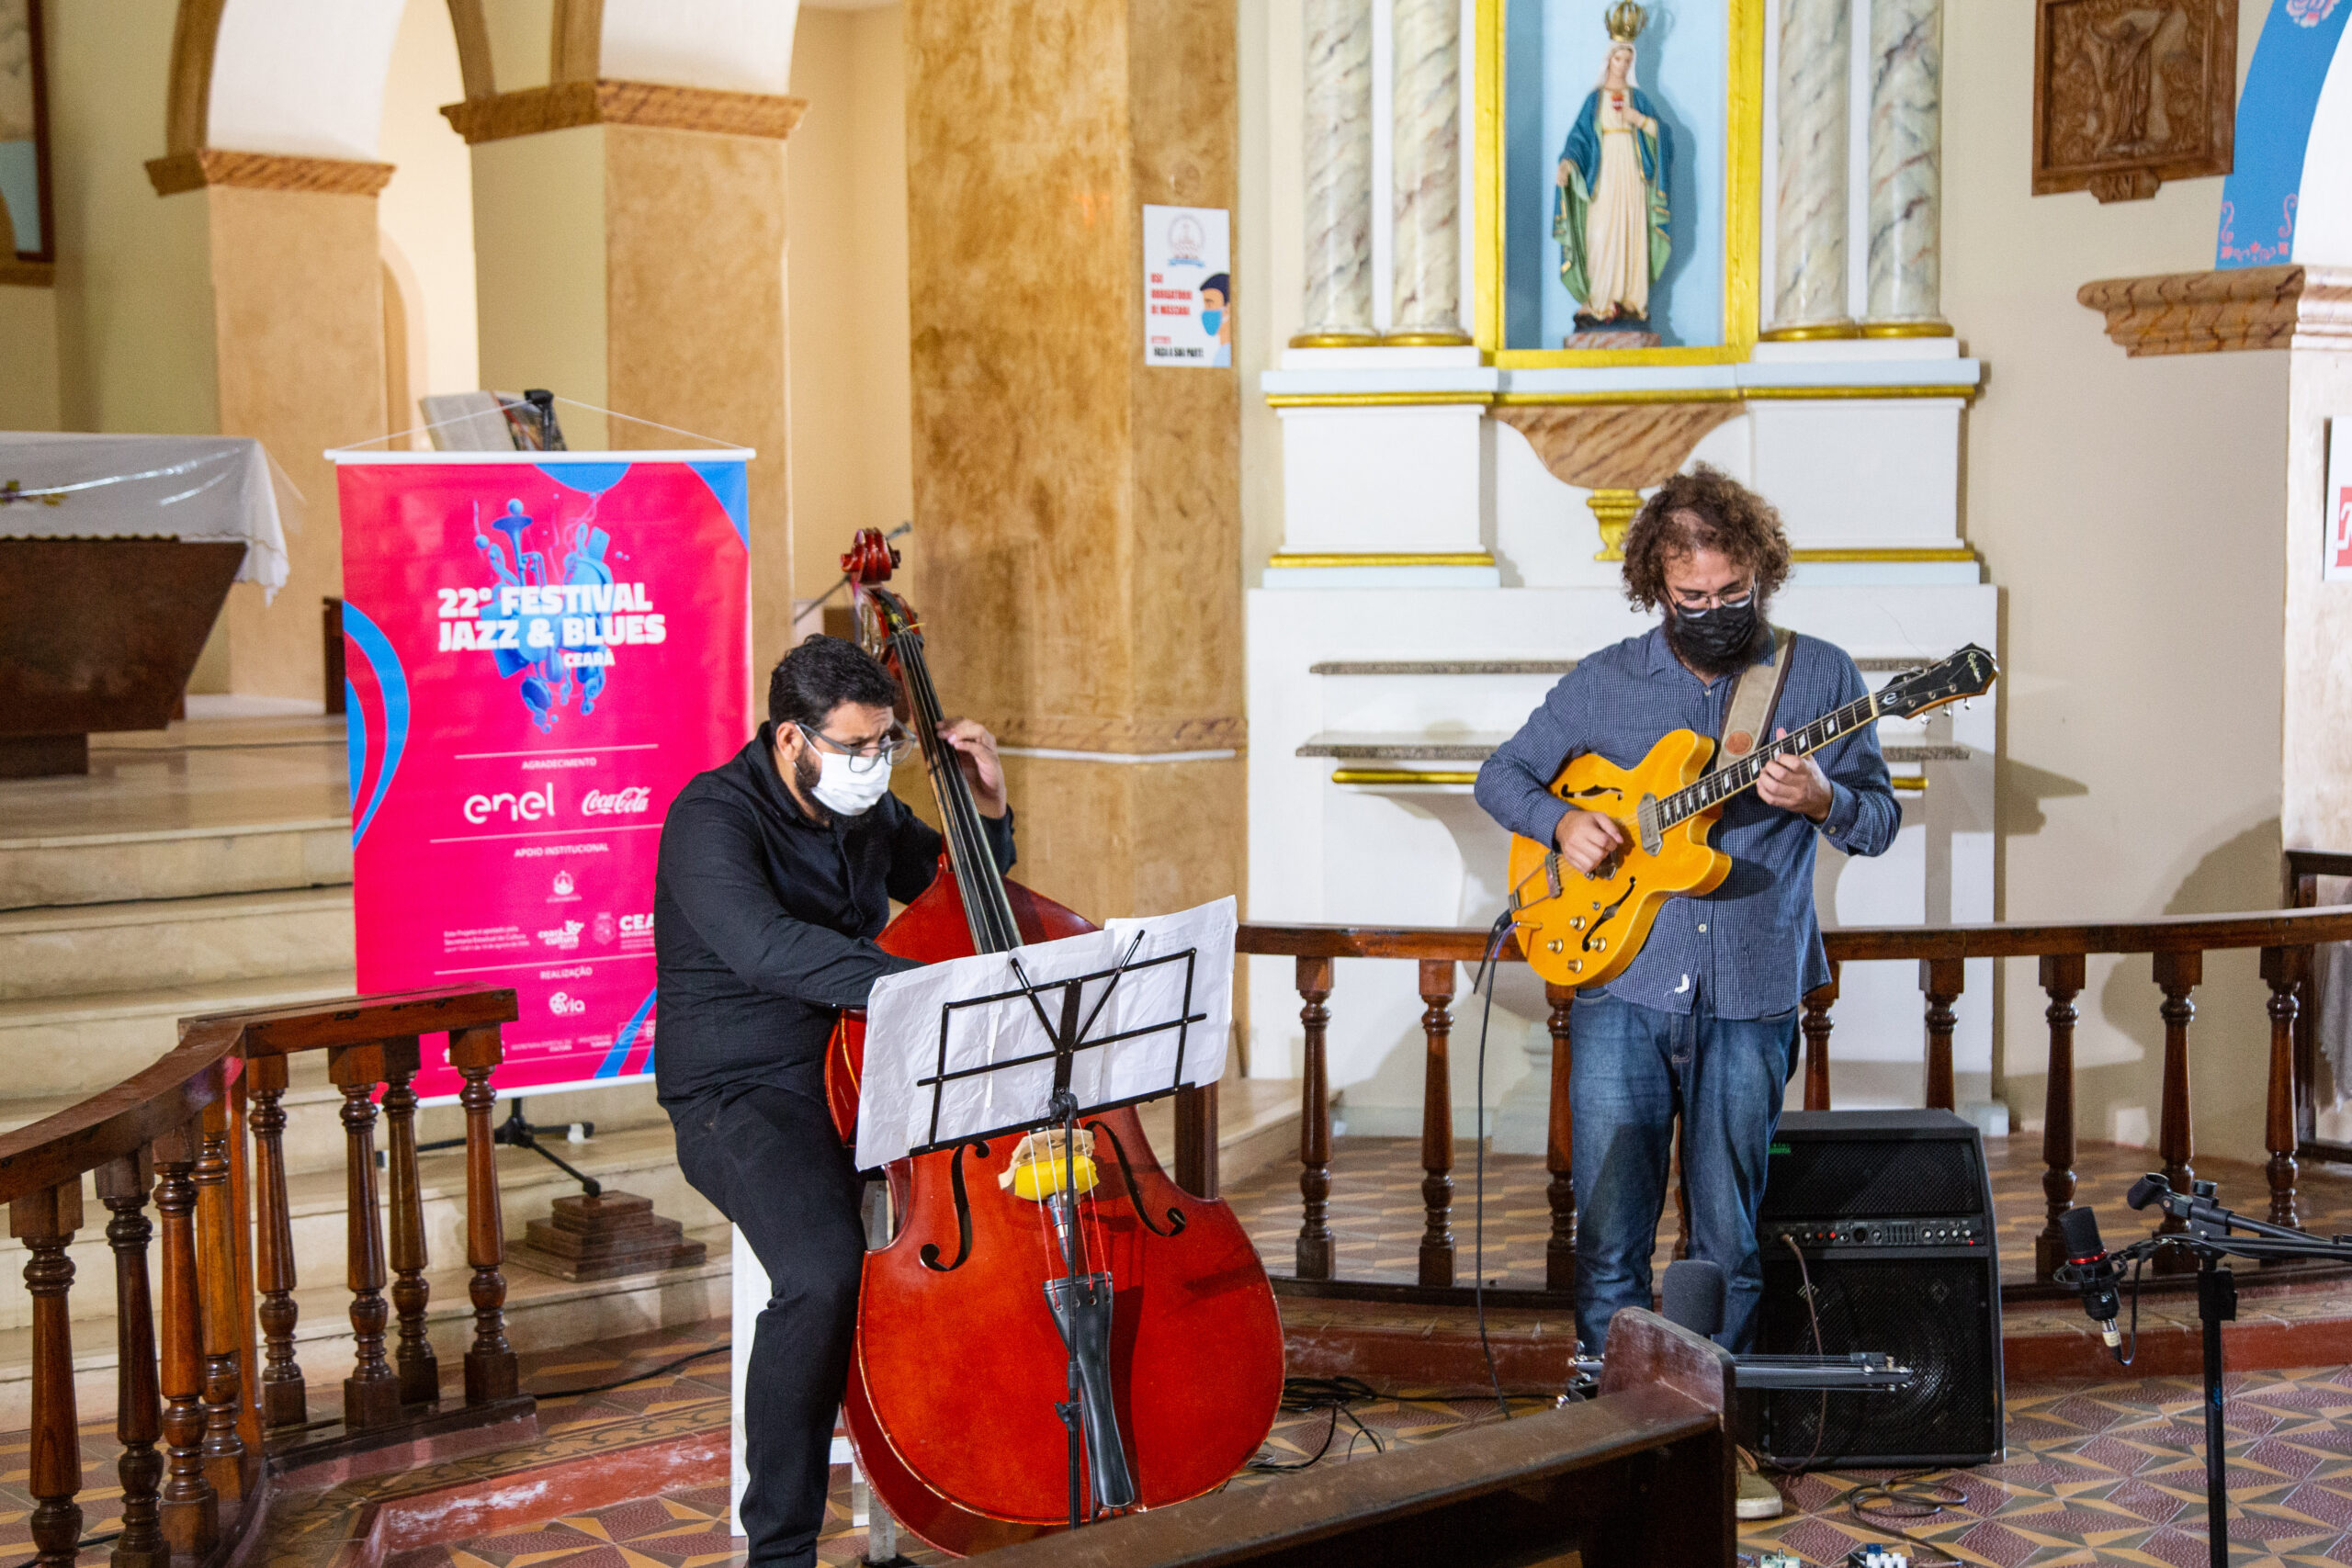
[
  {"xmin": 874, "ymin": 601, "xmax": 994, "ymax": 942},
  {"xmin": 891, "ymin": 625, "xmax": 1020, "ymax": 953}
]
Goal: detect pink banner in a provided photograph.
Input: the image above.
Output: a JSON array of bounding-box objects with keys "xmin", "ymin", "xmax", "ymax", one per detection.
[{"xmin": 335, "ymin": 456, "xmax": 750, "ymax": 1100}]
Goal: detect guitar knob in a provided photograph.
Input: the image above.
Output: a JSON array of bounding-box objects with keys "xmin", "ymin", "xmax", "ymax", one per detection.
[
  {"xmin": 1566, "ymin": 959, "xmax": 1583, "ymax": 974},
  {"xmin": 1569, "ymin": 917, "xmax": 1586, "ymax": 931},
  {"xmin": 1590, "ymin": 938, "xmax": 1606, "ymax": 953},
  {"xmin": 1546, "ymin": 938, "xmax": 1564, "ymax": 953}
]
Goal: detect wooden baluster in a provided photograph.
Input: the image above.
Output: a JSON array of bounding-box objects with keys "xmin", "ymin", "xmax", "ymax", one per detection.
[
  {"xmin": 382, "ymin": 1036, "xmax": 440, "ymax": 1405},
  {"xmin": 98, "ymin": 1152, "xmax": 166, "ymax": 1568},
  {"xmin": 15, "ymin": 1180, "xmax": 83, "ymax": 1568},
  {"xmin": 451, "ymin": 1025, "xmax": 519, "ymax": 1402},
  {"xmin": 229, "ymin": 1061, "xmax": 262, "ymax": 1457},
  {"xmin": 2263, "ymin": 945, "xmax": 2307, "ymax": 1233},
  {"xmin": 247, "ymin": 1053, "xmax": 305, "ymax": 1427},
  {"xmin": 1418, "ymin": 960, "xmax": 1456, "ymax": 1289},
  {"xmin": 1544, "ymin": 983, "xmax": 1576, "ymax": 1293},
  {"xmin": 154, "ymin": 1118, "xmax": 217, "ymax": 1553},
  {"xmin": 1802, "ymin": 965, "xmax": 1838, "ymax": 1111},
  {"xmin": 193, "ymin": 1094, "xmax": 246, "ymax": 1499},
  {"xmin": 2035, "ymin": 953, "xmax": 2086, "ymax": 1283},
  {"xmin": 2154, "ymin": 949, "xmax": 2203, "ymax": 1274},
  {"xmin": 1295, "ymin": 958, "xmax": 1336, "ymax": 1281},
  {"xmin": 331, "ymin": 1042, "xmax": 401, "ymax": 1427},
  {"xmin": 1920, "ymin": 957, "xmax": 1963, "ymax": 1111},
  {"xmin": 1174, "ymin": 1082, "xmax": 1219, "ymax": 1201}
]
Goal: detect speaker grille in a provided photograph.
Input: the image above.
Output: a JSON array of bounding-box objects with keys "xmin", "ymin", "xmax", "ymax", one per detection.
[
  {"xmin": 1759, "ymin": 1137, "xmax": 1982, "ymax": 1221},
  {"xmin": 1756, "ymin": 1256, "xmax": 2001, "ymax": 1465}
]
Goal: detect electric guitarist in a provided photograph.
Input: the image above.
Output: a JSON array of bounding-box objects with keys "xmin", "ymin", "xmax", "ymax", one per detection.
[{"xmin": 1473, "ymin": 465, "xmax": 1899, "ymax": 1388}]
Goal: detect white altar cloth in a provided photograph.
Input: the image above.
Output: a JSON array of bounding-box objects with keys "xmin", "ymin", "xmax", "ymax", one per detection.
[{"xmin": 0, "ymin": 433, "xmax": 291, "ymax": 597}]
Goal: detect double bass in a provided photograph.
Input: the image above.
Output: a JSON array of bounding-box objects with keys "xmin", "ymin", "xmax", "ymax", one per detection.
[{"xmin": 822, "ymin": 528, "xmax": 1284, "ymax": 1554}]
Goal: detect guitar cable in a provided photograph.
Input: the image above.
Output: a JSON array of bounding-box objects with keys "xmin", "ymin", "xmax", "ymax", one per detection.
[{"xmin": 1468, "ymin": 907, "xmax": 1521, "ymax": 1422}]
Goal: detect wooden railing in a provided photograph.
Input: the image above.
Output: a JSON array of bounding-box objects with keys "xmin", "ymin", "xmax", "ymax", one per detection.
[
  {"xmin": 0, "ymin": 987, "xmax": 521, "ymax": 1568},
  {"xmin": 1237, "ymin": 899, "xmax": 2352, "ymax": 1301}
]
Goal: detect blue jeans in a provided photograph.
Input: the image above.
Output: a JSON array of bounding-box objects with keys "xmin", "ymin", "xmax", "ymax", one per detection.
[{"xmin": 1569, "ymin": 991, "xmax": 1796, "ymax": 1354}]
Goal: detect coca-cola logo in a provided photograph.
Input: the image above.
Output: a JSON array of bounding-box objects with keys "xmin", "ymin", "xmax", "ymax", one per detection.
[{"xmin": 581, "ymin": 786, "xmax": 652, "ymax": 817}]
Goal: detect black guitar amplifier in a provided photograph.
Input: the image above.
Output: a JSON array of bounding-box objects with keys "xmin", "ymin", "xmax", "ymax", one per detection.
[{"xmin": 1749, "ymin": 1110, "xmax": 2005, "ymax": 1468}]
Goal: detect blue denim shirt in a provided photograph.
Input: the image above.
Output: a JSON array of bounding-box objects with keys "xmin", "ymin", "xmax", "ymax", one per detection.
[{"xmin": 1474, "ymin": 625, "xmax": 1898, "ymax": 1019}]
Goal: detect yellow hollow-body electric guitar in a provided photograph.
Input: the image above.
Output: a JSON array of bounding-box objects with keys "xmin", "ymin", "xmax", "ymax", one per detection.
[{"xmin": 1507, "ymin": 644, "xmax": 1997, "ymax": 990}]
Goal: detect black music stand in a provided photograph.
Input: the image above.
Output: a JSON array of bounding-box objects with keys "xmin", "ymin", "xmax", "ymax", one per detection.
[{"xmin": 899, "ymin": 934, "xmax": 1210, "ymax": 1530}]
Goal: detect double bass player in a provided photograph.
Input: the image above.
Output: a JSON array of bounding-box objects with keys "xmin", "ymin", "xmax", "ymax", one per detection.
[{"xmin": 652, "ymin": 634, "xmax": 1012, "ymax": 1568}]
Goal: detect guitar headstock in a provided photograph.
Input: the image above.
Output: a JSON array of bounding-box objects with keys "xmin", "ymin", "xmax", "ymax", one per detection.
[{"xmin": 1877, "ymin": 643, "xmax": 1998, "ymax": 719}]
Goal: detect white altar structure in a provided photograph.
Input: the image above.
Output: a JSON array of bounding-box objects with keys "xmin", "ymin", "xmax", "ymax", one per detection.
[{"xmin": 1243, "ymin": 0, "xmax": 1996, "ymax": 1140}]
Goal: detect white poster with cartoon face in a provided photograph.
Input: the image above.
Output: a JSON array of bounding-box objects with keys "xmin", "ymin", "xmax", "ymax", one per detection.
[
  {"xmin": 2330, "ymin": 420, "xmax": 2352, "ymax": 581},
  {"xmin": 1142, "ymin": 205, "xmax": 1232, "ymax": 367}
]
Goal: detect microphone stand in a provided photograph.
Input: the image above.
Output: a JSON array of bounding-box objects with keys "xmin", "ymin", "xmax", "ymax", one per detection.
[{"xmin": 2107, "ymin": 1177, "xmax": 2352, "ymax": 1568}]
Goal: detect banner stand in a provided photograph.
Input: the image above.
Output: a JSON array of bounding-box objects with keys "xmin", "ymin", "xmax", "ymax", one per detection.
[{"xmin": 330, "ymin": 445, "xmax": 753, "ymax": 1113}]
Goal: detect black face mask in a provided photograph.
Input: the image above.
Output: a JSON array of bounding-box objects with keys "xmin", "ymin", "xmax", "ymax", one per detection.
[{"xmin": 1668, "ymin": 598, "xmax": 1761, "ymax": 672}]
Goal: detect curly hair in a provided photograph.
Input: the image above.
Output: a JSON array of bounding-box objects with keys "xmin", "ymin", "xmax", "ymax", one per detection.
[{"xmin": 1619, "ymin": 464, "xmax": 1793, "ymax": 613}]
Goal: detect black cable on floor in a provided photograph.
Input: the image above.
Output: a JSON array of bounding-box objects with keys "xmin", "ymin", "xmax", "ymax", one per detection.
[{"xmin": 1247, "ymin": 1375, "xmax": 1386, "ymax": 1471}]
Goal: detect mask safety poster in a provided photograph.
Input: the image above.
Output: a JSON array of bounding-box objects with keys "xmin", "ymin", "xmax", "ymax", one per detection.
[
  {"xmin": 1142, "ymin": 205, "xmax": 1232, "ymax": 367},
  {"xmin": 334, "ymin": 451, "xmax": 752, "ymax": 1100}
]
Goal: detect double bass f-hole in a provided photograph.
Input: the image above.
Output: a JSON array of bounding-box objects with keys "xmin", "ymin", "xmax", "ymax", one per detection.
[
  {"xmin": 919, "ymin": 1137, "xmax": 991, "ymax": 1273},
  {"xmin": 1086, "ymin": 1120, "xmax": 1186, "ymax": 1239}
]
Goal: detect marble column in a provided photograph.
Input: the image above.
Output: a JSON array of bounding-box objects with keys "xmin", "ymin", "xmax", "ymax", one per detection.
[
  {"xmin": 1766, "ymin": 0, "xmax": 1852, "ymax": 339},
  {"xmin": 142, "ymin": 155, "xmax": 392, "ymax": 699},
  {"xmin": 1389, "ymin": 0, "xmax": 1468, "ymax": 344},
  {"xmin": 444, "ymin": 89, "xmax": 803, "ymax": 660},
  {"xmin": 1297, "ymin": 0, "xmax": 1375, "ymax": 344},
  {"xmin": 907, "ymin": 0, "xmax": 1244, "ymax": 919},
  {"xmin": 1866, "ymin": 0, "xmax": 1948, "ymax": 333}
]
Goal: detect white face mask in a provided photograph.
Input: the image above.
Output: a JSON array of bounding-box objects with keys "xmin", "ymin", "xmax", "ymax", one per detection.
[{"xmin": 808, "ymin": 749, "xmax": 894, "ymax": 817}]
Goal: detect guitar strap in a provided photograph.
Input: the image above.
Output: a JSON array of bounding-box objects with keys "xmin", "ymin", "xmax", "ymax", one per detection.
[{"xmin": 1707, "ymin": 626, "xmax": 1796, "ymax": 775}]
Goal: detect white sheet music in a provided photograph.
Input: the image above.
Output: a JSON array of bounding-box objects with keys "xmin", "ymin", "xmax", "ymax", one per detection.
[{"xmin": 854, "ymin": 897, "xmax": 1236, "ymax": 1169}]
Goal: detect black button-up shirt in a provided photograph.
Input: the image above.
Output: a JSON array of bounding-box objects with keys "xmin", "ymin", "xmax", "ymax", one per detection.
[{"xmin": 651, "ymin": 723, "xmax": 1016, "ymax": 1113}]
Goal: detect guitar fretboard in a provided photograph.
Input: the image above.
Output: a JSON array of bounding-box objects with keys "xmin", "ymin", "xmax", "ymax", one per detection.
[{"xmin": 1657, "ymin": 691, "xmax": 1882, "ymax": 829}]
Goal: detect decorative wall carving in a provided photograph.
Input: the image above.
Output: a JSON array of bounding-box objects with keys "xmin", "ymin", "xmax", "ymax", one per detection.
[
  {"xmin": 142, "ymin": 150, "xmax": 394, "ymax": 197},
  {"xmin": 2032, "ymin": 0, "xmax": 2235, "ymax": 203},
  {"xmin": 1491, "ymin": 402, "xmax": 1745, "ymax": 491},
  {"xmin": 439, "ymin": 82, "xmax": 809, "ymax": 146},
  {"xmin": 2079, "ymin": 265, "xmax": 2352, "ymax": 355}
]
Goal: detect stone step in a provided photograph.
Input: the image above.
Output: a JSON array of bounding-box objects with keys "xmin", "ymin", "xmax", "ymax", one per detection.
[
  {"xmin": 0, "ymin": 1122, "xmax": 712, "ymax": 1333},
  {"xmin": 0, "ymin": 1221, "xmax": 731, "ymax": 1431},
  {"xmin": 0, "ymin": 886, "xmax": 353, "ymax": 1002},
  {"xmin": 0, "ymin": 969, "xmax": 356, "ymax": 1096},
  {"xmin": 0, "ymin": 818, "xmax": 350, "ymax": 912}
]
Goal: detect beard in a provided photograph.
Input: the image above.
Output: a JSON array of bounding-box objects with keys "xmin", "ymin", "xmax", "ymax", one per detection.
[
  {"xmin": 779, "ymin": 739, "xmax": 830, "ymax": 822},
  {"xmin": 1664, "ymin": 597, "xmax": 1770, "ymax": 678}
]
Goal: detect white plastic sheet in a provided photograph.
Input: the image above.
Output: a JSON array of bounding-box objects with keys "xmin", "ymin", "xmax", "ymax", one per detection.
[
  {"xmin": 0, "ymin": 433, "xmax": 290, "ymax": 598},
  {"xmin": 855, "ymin": 897, "xmax": 1236, "ymax": 1169}
]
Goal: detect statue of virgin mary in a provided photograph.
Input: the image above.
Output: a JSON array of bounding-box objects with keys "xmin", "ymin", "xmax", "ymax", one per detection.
[{"xmin": 1555, "ymin": 3, "xmax": 1672, "ymax": 329}]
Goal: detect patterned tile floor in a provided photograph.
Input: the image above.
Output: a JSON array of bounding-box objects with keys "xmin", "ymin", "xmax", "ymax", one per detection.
[
  {"xmin": 17, "ymin": 1316, "xmax": 2352, "ymax": 1565},
  {"xmin": 1219, "ymin": 1134, "xmax": 2352, "ymax": 1293},
  {"xmin": 392, "ymin": 1362, "xmax": 2352, "ymax": 1568}
]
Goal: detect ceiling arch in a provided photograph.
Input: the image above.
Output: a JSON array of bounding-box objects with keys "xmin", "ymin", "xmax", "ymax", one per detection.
[{"xmin": 162, "ymin": 0, "xmax": 799, "ymax": 170}]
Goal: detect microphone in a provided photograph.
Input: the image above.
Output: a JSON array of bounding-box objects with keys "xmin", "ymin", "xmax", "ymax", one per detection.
[
  {"xmin": 1660, "ymin": 1258, "xmax": 1725, "ymax": 1340},
  {"xmin": 2058, "ymin": 1206, "xmax": 2123, "ymax": 1348}
]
